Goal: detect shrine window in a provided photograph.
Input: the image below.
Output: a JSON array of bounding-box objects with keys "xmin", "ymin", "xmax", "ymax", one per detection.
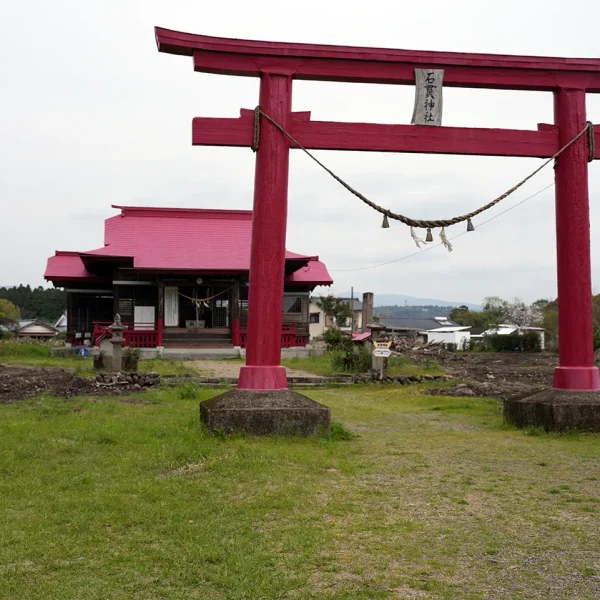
[{"xmin": 284, "ymin": 296, "xmax": 302, "ymax": 313}]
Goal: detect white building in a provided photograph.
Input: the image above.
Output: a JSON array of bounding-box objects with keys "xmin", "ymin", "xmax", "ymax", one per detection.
[
  {"xmin": 54, "ymin": 312, "xmax": 67, "ymax": 332},
  {"xmin": 309, "ymin": 300, "xmax": 327, "ymax": 340},
  {"xmin": 308, "ymin": 297, "xmax": 363, "ymax": 340},
  {"xmin": 420, "ymin": 325, "xmax": 471, "ymax": 349}
]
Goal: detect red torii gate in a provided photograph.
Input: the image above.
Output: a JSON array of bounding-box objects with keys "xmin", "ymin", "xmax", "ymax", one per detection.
[{"xmin": 156, "ymin": 27, "xmax": 600, "ymax": 393}]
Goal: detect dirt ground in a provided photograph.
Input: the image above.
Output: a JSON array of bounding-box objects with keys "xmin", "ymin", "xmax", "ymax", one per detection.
[
  {"xmin": 0, "ymin": 364, "xmax": 133, "ymax": 403},
  {"xmin": 0, "ymin": 360, "xmax": 320, "ymax": 403},
  {"xmin": 415, "ymin": 350, "xmax": 557, "ymax": 400},
  {"xmin": 188, "ymin": 360, "xmax": 318, "ymax": 379}
]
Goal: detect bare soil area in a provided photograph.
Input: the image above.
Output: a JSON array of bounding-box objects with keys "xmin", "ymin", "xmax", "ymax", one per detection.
[
  {"xmin": 417, "ymin": 351, "xmax": 557, "ymax": 400},
  {"xmin": 0, "ymin": 364, "xmax": 131, "ymax": 403}
]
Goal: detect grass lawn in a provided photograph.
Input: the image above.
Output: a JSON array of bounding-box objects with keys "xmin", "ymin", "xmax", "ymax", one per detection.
[
  {"xmin": 0, "ymin": 343, "xmax": 200, "ymax": 377},
  {"xmin": 1, "ymin": 386, "xmax": 599, "ymax": 599},
  {"xmin": 282, "ymin": 354, "xmax": 444, "ymax": 378}
]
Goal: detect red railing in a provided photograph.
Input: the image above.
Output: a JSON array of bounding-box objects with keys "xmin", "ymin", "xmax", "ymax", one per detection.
[
  {"xmin": 232, "ymin": 319, "xmax": 307, "ymax": 348},
  {"xmin": 92, "ymin": 322, "xmax": 159, "ymax": 348},
  {"xmin": 91, "ymin": 319, "xmax": 307, "ymax": 349}
]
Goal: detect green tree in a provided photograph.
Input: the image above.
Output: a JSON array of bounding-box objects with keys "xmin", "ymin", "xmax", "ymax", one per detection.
[
  {"xmin": 530, "ymin": 299, "xmax": 550, "ymax": 326},
  {"xmin": 449, "ymin": 305, "xmax": 470, "ymax": 323},
  {"xmin": 0, "ymin": 299, "xmax": 21, "ymax": 327},
  {"xmin": 0, "ymin": 285, "xmax": 66, "ymax": 322},
  {"xmin": 315, "ymin": 295, "xmax": 353, "ymax": 327},
  {"xmin": 482, "ymin": 296, "xmax": 509, "ymax": 324}
]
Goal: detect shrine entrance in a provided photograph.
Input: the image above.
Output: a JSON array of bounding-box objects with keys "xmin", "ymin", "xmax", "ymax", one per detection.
[{"xmin": 154, "ymin": 28, "xmax": 600, "ymax": 407}]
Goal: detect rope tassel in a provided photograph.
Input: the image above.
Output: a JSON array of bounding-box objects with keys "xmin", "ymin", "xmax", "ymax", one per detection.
[
  {"xmin": 381, "ymin": 214, "xmax": 390, "ymax": 228},
  {"xmin": 440, "ymin": 227, "xmax": 453, "ymax": 252},
  {"xmin": 425, "ymin": 228, "xmax": 433, "ymax": 243},
  {"xmin": 467, "ymin": 218, "xmax": 475, "ymax": 232}
]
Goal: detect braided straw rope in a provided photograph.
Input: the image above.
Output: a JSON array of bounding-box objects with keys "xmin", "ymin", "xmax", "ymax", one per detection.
[{"xmin": 252, "ymin": 106, "xmax": 594, "ymax": 230}]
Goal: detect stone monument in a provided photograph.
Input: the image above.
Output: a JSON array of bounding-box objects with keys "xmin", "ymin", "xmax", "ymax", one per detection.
[{"xmin": 108, "ymin": 314, "xmax": 125, "ymax": 373}]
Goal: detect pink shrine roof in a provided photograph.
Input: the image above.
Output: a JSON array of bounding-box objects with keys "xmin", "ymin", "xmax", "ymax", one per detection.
[{"xmin": 45, "ymin": 206, "xmax": 333, "ymax": 286}]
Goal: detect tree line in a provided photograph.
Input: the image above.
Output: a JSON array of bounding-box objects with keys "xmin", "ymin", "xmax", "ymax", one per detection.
[
  {"xmin": 447, "ymin": 295, "xmax": 600, "ymax": 349},
  {"xmin": 449, "ymin": 297, "xmax": 550, "ymax": 329},
  {"xmin": 376, "ymin": 305, "xmax": 458, "ymax": 319},
  {"xmin": 0, "ymin": 285, "xmax": 66, "ymax": 324}
]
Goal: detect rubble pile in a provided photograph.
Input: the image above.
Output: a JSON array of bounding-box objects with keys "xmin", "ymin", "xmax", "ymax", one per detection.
[
  {"xmin": 391, "ymin": 339, "xmax": 449, "ymax": 357},
  {"xmin": 352, "ymin": 373, "xmax": 453, "ymax": 385}
]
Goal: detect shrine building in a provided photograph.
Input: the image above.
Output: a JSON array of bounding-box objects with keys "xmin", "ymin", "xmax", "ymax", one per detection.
[{"xmin": 44, "ymin": 205, "xmax": 333, "ymax": 348}]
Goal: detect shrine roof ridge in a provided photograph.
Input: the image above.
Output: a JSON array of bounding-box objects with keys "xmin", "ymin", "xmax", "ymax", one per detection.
[
  {"xmin": 155, "ymin": 27, "xmax": 600, "ymax": 73},
  {"xmin": 112, "ymin": 205, "xmax": 253, "ymax": 220}
]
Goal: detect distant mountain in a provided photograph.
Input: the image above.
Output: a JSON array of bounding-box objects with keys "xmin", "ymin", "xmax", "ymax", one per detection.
[{"xmin": 338, "ymin": 292, "xmax": 481, "ymax": 311}]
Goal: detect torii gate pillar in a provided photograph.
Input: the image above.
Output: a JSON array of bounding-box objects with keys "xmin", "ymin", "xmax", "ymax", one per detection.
[
  {"xmin": 552, "ymin": 89, "xmax": 600, "ymax": 391},
  {"xmin": 237, "ymin": 72, "xmax": 292, "ymax": 391}
]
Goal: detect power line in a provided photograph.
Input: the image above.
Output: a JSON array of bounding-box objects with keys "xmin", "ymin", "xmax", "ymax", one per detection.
[{"xmin": 330, "ymin": 183, "xmax": 555, "ymax": 273}]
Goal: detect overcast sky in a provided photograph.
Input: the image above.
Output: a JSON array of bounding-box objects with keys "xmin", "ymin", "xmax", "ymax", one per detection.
[{"xmin": 2, "ymin": 0, "xmax": 600, "ymax": 304}]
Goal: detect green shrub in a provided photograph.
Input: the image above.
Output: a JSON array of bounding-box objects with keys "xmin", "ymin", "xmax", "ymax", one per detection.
[
  {"xmin": 330, "ymin": 346, "xmax": 371, "ymax": 373},
  {"xmin": 323, "ymin": 327, "xmax": 353, "ymax": 352},
  {"xmin": 485, "ymin": 332, "xmax": 541, "ymax": 352},
  {"xmin": 177, "ymin": 384, "xmax": 199, "ymax": 400},
  {"xmin": 122, "ymin": 346, "xmax": 140, "ymax": 372},
  {"xmin": 1, "ymin": 330, "xmax": 15, "ymax": 340},
  {"xmin": 324, "ymin": 421, "xmax": 357, "ymax": 441}
]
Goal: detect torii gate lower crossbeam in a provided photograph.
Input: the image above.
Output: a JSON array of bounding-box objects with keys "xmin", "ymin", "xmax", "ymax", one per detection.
[{"xmin": 155, "ymin": 28, "xmax": 600, "ymax": 394}]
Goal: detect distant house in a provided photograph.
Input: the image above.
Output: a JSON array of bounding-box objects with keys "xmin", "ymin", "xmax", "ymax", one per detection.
[
  {"xmin": 54, "ymin": 312, "xmax": 67, "ymax": 332},
  {"xmin": 308, "ymin": 297, "xmax": 363, "ymax": 340},
  {"xmin": 420, "ymin": 325, "xmax": 471, "ymax": 349},
  {"xmin": 339, "ymin": 298, "xmax": 363, "ymax": 333},
  {"xmin": 15, "ymin": 320, "xmax": 58, "ymax": 340},
  {"xmin": 471, "ymin": 324, "xmax": 546, "ymax": 350},
  {"xmin": 308, "ymin": 300, "xmax": 327, "ymax": 340},
  {"xmin": 379, "ymin": 316, "xmax": 461, "ymax": 343}
]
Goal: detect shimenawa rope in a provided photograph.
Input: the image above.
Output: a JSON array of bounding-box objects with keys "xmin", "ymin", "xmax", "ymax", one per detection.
[
  {"xmin": 177, "ymin": 287, "xmax": 232, "ymax": 304},
  {"xmin": 251, "ymin": 106, "xmax": 595, "ymax": 236}
]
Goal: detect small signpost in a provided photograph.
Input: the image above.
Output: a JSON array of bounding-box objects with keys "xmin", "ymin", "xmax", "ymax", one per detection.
[{"xmin": 372, "ymin": 340, "xmax": 392, "ymax": 379}]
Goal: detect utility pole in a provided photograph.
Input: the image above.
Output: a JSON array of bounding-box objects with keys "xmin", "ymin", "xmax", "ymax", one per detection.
[{"xmin": 350, "ymin": 287, "xmax": 355, "ymax": 333}]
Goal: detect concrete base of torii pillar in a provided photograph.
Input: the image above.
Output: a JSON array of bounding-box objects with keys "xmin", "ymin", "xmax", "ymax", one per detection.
[
  {"xmin": 504, "ymin": 390, "xmax": 600, "ymax": 432},
  {"xmin": 200, "ymin": 389, "xmax": 330, "ymax": 436}
]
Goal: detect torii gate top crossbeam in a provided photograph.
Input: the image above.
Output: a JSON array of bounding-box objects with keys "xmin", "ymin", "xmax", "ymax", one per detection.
[{"xmin": 156, "ymin": 27, "xmax": 600, "ymax": 92}]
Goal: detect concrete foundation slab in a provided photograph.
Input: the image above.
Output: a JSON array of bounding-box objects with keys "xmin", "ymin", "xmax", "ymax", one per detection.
[
  {"xmin": 504, "ymin": 389, "xmax": 600, "ymax": 432},
  {"xmin": 200, "ymin": 389, "xmax": 331, "ymax": 435},
  {"xmin": 162, "ymin": 348, "xmax": 240, "ymax": 360}
]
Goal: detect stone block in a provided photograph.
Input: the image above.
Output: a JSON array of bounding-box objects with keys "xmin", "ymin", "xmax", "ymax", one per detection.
[
  {"xmin": 504, "ymin": 389, "xmax": 600, "ymax": 432},
  {"xmin": 200, "ymin": 389, "xmax": 330, "ymax": 436}
]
